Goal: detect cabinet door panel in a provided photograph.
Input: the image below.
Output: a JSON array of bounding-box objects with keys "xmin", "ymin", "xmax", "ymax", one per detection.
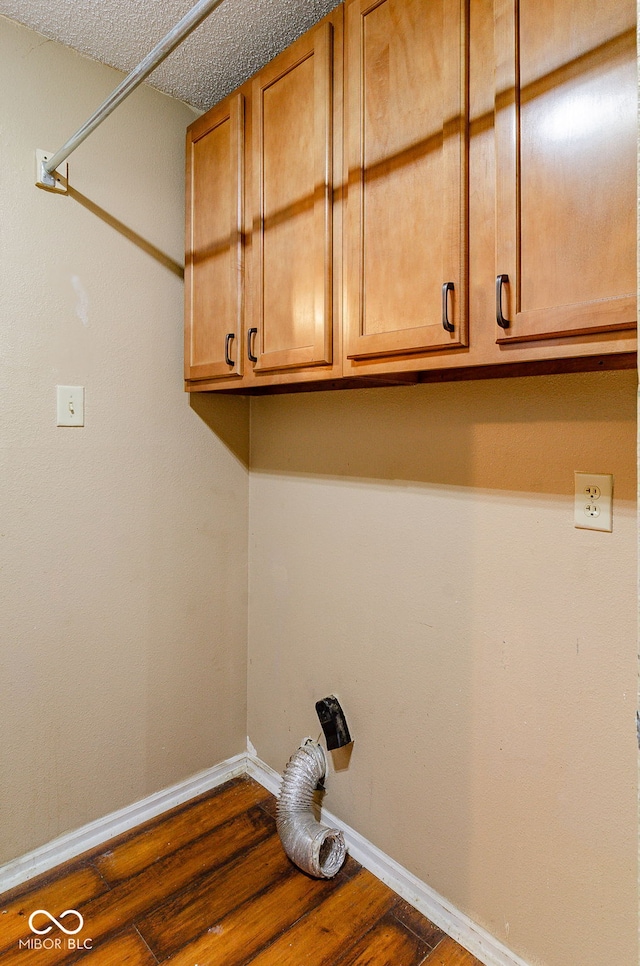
[
  {"xmin": 495, "ymin": 0, "xmax": 637, "ymax": 343},
  {"xmin": 345, "ymin": 0, "xmax": 469, "ymax": 360},
  {"xmin": 185, "ymin": 94, "xmax": 244, "ymax": 381},
  {"xmin": 252, "ymin": 23, "xmax": 333, "ymax": 372}
]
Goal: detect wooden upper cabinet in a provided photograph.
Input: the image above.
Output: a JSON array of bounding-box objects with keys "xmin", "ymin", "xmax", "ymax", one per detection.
[
  {"xmin": 251, "ymin": 21, "xmax": 334, "ymax": 373},
  {"xmin": 184, "ymin": 0, "xmax": 636, "ymax": 394},
  {"xmin": 185, "ymin": 94, "xmax": 244, "ymax": 381},
  {"xmin": 344, "ymin": 0, "xmax": 469, "ymax": 361},
  {"xmin": 494, "ymin": 0, "xmax": 637, "ymax": 344}
]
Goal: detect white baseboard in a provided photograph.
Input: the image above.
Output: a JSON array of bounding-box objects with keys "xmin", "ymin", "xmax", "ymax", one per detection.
[
  {"xmin": 0, "ymin": 753, "xmax": 246, "ymax": 894},
  {"xmin": 1, "ymin": 747, "xmax": 530, "ymax": 966},
  {"xmin": 246, "ymin": 750, "xmax": 281, "ymax": 796}
]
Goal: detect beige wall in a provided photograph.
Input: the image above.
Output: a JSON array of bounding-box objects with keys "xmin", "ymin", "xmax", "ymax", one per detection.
[
  {"xmin": 248, "ymin": 370, "xmax": 638, "ymax": 966},
  {"xmin": 0, "ymin": 16, "xmax": 249, "ymax": 865}
]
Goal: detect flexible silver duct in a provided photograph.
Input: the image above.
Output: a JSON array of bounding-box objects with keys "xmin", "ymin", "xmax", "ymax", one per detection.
[{"xmin": 276, "ymin": 739, "xmax": 346, "ymax": 878}]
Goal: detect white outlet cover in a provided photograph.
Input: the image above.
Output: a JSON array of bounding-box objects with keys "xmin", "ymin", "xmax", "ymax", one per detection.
[
  {"xmin": 56, "ymin": 386, "xmax": 84, "ymax": 427},
  {"xmin": 574, "ymin": 472, "xmax": 613, "ymax": 532}
]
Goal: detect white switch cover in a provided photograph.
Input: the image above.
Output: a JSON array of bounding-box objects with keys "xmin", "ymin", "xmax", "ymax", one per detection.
[
  {"xmin": 574, "ymin": 472, "xmax": 613, "ymax": 532},
  {"xmin": 56, "ymin": 386, "xmax": 84, "ymax": 426}
]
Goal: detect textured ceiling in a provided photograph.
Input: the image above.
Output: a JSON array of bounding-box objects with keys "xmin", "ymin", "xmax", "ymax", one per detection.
[{"xmin": 0, "ymin": 0, "xmax": 341, "ymax": 110}]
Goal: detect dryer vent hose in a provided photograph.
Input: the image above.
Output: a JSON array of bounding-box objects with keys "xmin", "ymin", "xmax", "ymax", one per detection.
[{"xmin": 276, "ymin": 739, "xmax": 346, "ymax": 879}]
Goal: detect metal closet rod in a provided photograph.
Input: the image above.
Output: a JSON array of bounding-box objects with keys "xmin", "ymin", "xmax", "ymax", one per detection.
[{"xmin": 41, "ymin": 0, "xmax": 227, "ymax": 181}]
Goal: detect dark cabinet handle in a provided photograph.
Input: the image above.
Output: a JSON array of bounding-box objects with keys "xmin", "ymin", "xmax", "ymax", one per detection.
[
  {"xmin": 247, "ymin": 327, "xmax": 258, "ymax": 363},
  {"xmin": 224, "ymin": 332, "xmax": 235, "ymax": 366},
  {"xmin": 496, "ymin": 274, "xmax": 511, "ymax": 329},
  {"xmin": 442, "ymin": 282, "xmax": 455, "ymax": 332}
]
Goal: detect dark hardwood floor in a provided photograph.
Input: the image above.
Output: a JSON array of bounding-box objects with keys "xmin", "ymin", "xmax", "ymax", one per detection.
[{"xmin": 0, "ymin": 777, "xmax": 483, "ymax": 965}]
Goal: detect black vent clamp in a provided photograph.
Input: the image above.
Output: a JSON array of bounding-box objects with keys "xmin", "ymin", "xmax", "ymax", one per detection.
[{"xmin": 315, "ymin": 695, "xmax": 351, "ymax": 751}]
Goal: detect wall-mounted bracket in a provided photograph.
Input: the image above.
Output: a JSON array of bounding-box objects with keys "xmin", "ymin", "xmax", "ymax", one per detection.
[
  {"xmin": 31, "ymin": 0, "xmax": 225, "ymax": 193},
  {"xmin": 35, "ymin": 150, "xmax": 68, "ymax": 194}
]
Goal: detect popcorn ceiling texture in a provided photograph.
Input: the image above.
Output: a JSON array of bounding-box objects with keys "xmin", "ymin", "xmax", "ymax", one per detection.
[{"xmin": 0, "ymin": 0, "xmax": 342, "ymax": 110}]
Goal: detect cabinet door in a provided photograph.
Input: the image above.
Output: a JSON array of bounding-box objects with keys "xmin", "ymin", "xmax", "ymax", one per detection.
[
  {"xmin": 494, "ymin": 0, "xmax": 637, "ymax": 343},
  {"xmin": 185, "ymin": 94, "xmax": 244, "ymax": 381},
  {"xmin": 344, "ymin": 0, "xmax": 469, "ymax": 361},
  {"xmin": 251, "ymin": 23, "xmax": 334, "ymax": 373}
]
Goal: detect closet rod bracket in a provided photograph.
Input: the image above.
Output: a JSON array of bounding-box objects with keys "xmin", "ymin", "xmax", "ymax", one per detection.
[{"xmin": 35, "ymin": 150, "xmax": 68, "ymax": 194}]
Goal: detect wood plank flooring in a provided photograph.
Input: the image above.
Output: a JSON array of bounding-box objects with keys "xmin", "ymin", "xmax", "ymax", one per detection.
[{"xmin": 0, "ymin": 777, "xmax": 483, "ymax": 966}]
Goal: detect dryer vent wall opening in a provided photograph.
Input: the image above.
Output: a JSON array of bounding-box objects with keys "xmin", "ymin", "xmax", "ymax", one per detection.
[{"xmin": 276, "ymin": 739, "xmax": 346, "ymax": 879}]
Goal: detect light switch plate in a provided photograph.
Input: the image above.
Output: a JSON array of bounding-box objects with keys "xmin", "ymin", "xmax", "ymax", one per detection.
[
  {"xmin": 574, "ymin": 472, "xmax": 613, "ymax": 532},
  {"xmin": 56, "ymin": 386, "xmax": 84, "ymax": 427}
]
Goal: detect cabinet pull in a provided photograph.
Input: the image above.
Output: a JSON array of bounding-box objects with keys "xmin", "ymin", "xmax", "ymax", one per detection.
[
  {"xmin": 247, "ymin": 327, "xmax": 258, "ymax": 363},
  {"xmin": 224, "ymin": 332, "xmax": 235, "ymax": 366},
  {"xmin": 442, "ymin": 282, "xmax": 455, "ymax": 332},
  {"xmin": 496, "ymin": 274, "xmax": 511, "ymax": 329}
]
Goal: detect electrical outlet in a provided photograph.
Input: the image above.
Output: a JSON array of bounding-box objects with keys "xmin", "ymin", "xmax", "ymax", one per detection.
[{"xmin": 574, "ymin": 472, "xmax": 613, "ymax": 532}]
